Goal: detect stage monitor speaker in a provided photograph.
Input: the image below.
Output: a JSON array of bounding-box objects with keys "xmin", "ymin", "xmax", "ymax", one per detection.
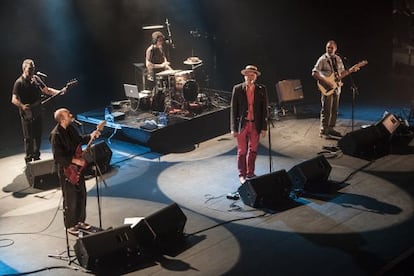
[
  {"xmin": 238, "ymin": 169, "xmax": 293, "ymax": 209},
  {"xmin": 144, "ymin": 202, "xmax": 187, "ymax": 244},
  {"xmin": 25, "ymin": 158, "xmax": 59, "ymax": 189},
  {"xmin": 288, "ymin": 155, "xmax": 332, "ymax": 192},
  {"xmin": 74, "ymin": 225, "xmax": 139, "ymax": 271},
  {"xmin": 338, "ymin": 125, "xmax": 390, "ymax": 159},
  {"xmin": 275, "ymin": 79, "xmax": 304, "ymax": 103},
  {"xmin": 130, "ymin": 218, "xmax": 156, "ymax": 248},
  {"xmin": 83, "ymin": 141, "xmax": 113, "ymax": 175}
]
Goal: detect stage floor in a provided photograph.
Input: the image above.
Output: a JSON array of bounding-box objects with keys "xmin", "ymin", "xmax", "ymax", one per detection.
[{"xmin": 1, "ymin": 103, "xmax": 414, "ymax": 275}]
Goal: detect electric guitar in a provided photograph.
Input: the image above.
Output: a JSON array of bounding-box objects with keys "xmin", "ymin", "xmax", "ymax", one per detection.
[
  {"xmin": 317, "ymin": 60, "xmax": 367, "ymax": 96},
  {"xmin": 21, "ymin": 79, "xmax": 78, "ymax": 121},
  {"xmin": 63, "ymin": 120, "xmax": 106, "ymax": 185}
]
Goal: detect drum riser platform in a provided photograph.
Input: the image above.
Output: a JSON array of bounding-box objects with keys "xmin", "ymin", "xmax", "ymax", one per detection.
[{"xmin": 77, "ymin": 107, "xmax": 230, "ymax": 153}]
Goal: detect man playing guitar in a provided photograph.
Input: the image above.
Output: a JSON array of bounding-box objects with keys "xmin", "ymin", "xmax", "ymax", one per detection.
[
  {"xmin": 50, "ymin": 108, "xmax": 101, "ymax": 236},
  {"xmin": 312, "ymin": 40, "xmax": 365, "ymax": 138},
  {"xmin": 11, "ymin": 59, "xmax": 69, "ymax": 164}
]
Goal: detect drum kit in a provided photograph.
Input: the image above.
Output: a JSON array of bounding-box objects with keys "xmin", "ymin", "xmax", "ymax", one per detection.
[
  {"xmin": 153, "ymin": 65, "xmax": 206, "ymax": 114},
  {"xmin": 140, "ymin": 22, "xmax": 209, "ymax": 115}
]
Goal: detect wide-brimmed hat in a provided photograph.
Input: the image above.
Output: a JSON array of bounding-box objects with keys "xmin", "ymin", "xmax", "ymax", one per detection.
[{"xmin": 241, "ymin": 65, "xmax": 261, "ymax": 76}]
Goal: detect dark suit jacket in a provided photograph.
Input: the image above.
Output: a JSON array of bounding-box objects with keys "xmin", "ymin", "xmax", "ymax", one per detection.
[{"xmin": 230, "ymin": 82, "xmax": 268, "ymax": 134}]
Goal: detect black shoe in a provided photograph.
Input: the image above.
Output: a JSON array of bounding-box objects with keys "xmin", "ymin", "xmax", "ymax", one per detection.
[
  {"xmin": 226, "ymin": 191, "xmax": 240, "ymax": 200},
  {"xmin": 328, "ymin": 129, "xmax": 342, "ymax": 137}
]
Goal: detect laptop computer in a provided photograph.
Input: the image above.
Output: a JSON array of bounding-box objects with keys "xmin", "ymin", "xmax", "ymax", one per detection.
[
  {"xmin": 124, "ymin": 84, "xmax": 140, "ymax": 99},
  {"xmin": 124, "ymin": 84, "xmax": 152, "ymax": 99}
]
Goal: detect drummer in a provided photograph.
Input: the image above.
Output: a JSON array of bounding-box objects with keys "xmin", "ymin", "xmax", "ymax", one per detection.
[{"xmin": 145, "ymin": 31, "xmax": 173, "ymax": 90}]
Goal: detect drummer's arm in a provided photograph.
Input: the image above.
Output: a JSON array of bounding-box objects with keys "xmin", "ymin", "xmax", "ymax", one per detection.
[
  {"xmin": 163, "ymin": 57, "xmax": 172, "ymax": 70},
  {"xmin": 146, "ymin": 59, "xmax": 170, "ymax": 70}
]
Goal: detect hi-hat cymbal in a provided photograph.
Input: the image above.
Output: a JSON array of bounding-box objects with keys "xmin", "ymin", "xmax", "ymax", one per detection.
[{"xmin": 142, "ymin": 25, "xmax": 164, "ymax": 30}]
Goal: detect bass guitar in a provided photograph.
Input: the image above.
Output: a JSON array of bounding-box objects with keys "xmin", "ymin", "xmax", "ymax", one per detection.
[
  {"xmin": 317, "ymin": 60, "xmax": 367, "ymax": 96},
  {"xmin": 63, "ymin": 120, "xmax": 106, "ymax": 185},
  {"xmin": 22, "ymin": 79, "xmax": 78, "ymax": 121}
]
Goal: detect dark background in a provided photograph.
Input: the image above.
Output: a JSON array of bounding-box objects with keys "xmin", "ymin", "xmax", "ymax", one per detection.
[{"xmin": 0, "ymin": 0, "xmax": 399, "ymax": 147}]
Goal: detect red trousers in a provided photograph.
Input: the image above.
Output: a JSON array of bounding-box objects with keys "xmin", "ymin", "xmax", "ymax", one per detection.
[{"xmin": 236, "ymin": 122, "xmax": 259, "ymax": 178}]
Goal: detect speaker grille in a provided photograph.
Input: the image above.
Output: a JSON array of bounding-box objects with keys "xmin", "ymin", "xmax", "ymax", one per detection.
[
  {"xmin": 288, "ymin": 155, "xmax": 332, "ymax": 192},
  {"xmin": 238, "ymin": 169, "xmax": 292, "ymax": 209},
  {"xmin": 83, "ymin": 141, "xmax": 112, "ymax": 175},
  {"xmin": 74, "ymin": 225, "xmax": 139, "ymax": 271},
  {"xmin": 25, "ymin": 158, "xmax": 59, "ymax": 189},
  {"xmin": 145, "ymin": 203, "xmax": 187, "ymax": 244}
]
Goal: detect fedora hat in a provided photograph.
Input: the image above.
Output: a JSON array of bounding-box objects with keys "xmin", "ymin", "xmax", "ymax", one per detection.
[{"xmin": 241, "ymin": 65, "xmax": 261, "ymax": 76}]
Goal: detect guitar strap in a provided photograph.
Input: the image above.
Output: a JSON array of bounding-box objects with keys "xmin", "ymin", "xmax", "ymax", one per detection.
[{"xmin": 328, "ymin": 56, "xmax": 338, "ymax": 75}]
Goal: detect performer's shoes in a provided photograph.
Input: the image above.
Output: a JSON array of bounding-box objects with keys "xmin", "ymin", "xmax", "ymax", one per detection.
[
  {"xmin": 67, "ymin": 226, "xmax": 80, "ymax": 236},
  {"xmin": 327, "ymin": 129, "xmax": 342, "ymax": 137},
  {"xmin": 226, "ymin": 191, "xmax": 240, "ymax": 200},
  {"xmin": 78, "ymin": 222, "xmax": 92, "ymax": 230},
  {"xmin": 319, "ymin": 129, "xmax": 329, "ymax": 138},
  {"xmin": 239, "ymin": 176, "xmax": 246, "ymax": 184},
  {"xmin": 246, "ymin": 174, "xmax": 256, "ymax": 179}
]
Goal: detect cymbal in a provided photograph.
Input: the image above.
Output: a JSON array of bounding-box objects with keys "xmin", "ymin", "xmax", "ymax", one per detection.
[
  {"xmin": 142, "ymin": 25, "xmax": 164, "ymax": 30},
  {"xmin": 184, "ymin": 56, "xmax": 203, "ymax": 65},
  {"xmin": 156, "ymin": 69, "xmax": 182, "ymax": 76}
]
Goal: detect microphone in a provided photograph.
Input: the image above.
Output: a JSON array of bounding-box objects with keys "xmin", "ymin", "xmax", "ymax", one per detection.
[
  {"xmin": 72, "ymin": 119, "xmax": 83, "ymax": 126},
  {"xmin": 36, "ymin": 71, "xmax": 48, "ymax": 78}
]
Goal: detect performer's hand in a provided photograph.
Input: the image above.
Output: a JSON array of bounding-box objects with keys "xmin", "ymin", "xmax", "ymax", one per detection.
[
  {"xmin": 21, "ymin": 104, "xmax": 30, "ymax": 111},
  {"xmin": 60, "ymin": 87, "xmax": 67, "ymax": 95},
  {"xmin": 72, "ymin": 157, "xmax": 86, "ymax": 167},
  {"xmin": 163, "ymin": 62, "xmax": 172, "ymax": 70},
  {"xmin": 90, "ymin": 130, "xmax": 101, "ymax": 140},
  {"xmin": 231, "ymin": 131, "xmax": 238, "ymax": 137}
]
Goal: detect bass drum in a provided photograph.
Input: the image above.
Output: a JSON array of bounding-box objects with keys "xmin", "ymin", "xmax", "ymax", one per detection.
[{"xmin": 182, "ymin": 79, "xmax": 199, "ymax": 102}]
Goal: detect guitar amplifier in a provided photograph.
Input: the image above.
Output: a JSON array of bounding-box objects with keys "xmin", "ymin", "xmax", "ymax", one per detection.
[
  {"xmin": 275, "ymin": 79, "xmax": 304, "ymax": 103},
  {"xmin": 25, "ymin": 158, "xmax": 59, "ymax": 189}
]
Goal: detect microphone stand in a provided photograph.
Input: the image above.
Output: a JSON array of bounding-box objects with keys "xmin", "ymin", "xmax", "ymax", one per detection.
[
  {"xmin": 165, "ymin": 18, "xmax": 175, "ymax": 49},
  {"xmin": 342, "ymin": 56, "xmax": 359, "ymax": 132},
  {"xmin": 91, "ymin": 140, "xmax": 108, "ymax": 230},
  {"xmin": 264, "ymin": 86, "xmax": 273, "ymax": 174},
  {"xmin": 48, "ymin": 178, "xmax": 77, "ymax": 266},
  {"xmin": 267, "ymin": 113, "xmax": 274, "ymax": 173},
  {"xmin": 350, "ymin": 77, "xmax": 359, "ymax": 132}
]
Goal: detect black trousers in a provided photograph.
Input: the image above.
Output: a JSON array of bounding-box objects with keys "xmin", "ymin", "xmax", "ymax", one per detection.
[
  {"xmin": 60, "ymin": 172, "xmax": 87, "ymax": 229},
  {"xmin": 21, "ymin": 116, "xmax": 42, "ymax": 162}
]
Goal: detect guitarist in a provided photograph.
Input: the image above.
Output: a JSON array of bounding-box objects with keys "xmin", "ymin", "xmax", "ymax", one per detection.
[
  {"xmin": 11, "ymin": 59, "xmax": 68, "ymax": 164},
  {"xmin": 50, "ymin": 108, "xmax": 101, "ymax": 236},
  {"xmin": 312, "ymin": 40, "xmax": 358, "ymax": 138}
]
